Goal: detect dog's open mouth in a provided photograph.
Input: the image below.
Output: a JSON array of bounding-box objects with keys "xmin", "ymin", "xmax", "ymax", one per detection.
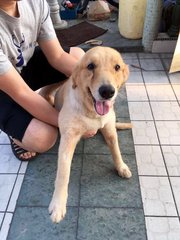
[{"xmin": 88, "ymin": 88, "xmax": 113, "ymax": 116}]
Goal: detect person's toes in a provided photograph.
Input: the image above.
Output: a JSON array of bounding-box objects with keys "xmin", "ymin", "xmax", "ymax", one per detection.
[
  {"xmin": 8, "ymin": 136, "xmax": 37, "ymax": 161},
  {"xmin": 20, "ymin": 151, "xmax": 36, "ymax": 159}
]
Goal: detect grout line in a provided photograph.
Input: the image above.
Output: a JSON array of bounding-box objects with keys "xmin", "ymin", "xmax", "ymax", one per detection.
[
  {"xmin": 145, "ymin": 215, "xmax": 180, "ymax": 218},
  {"xmin": 147, "ymin": 92, "xmax": 180, "ymax": 218},
  {"xmin": 0, "ymin": 213, "xmax": 5, "ymax": 232},
  {"xmin": 126, "ymin": 62, "xmax": 180, "ymax": 230},
  {"xmin": 0, "ymin": 59, "xmax": 179, "ymax": 239},
  {"xmin": 3, "ymin": 174, "xmax": 19, "ymax": 213},
  {"xmin": 75, "ymin": 147, "xmax": 84, "ymax": 240},
  {"xmin": 165, "ymin": 70, "xmax": 180, "ymax": 106},
  {"xmin": 125, "ymin": 62, "xmax": 149, "ymax": 240}
]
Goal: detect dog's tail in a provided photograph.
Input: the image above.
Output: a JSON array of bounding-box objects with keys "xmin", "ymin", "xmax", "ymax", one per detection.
[{"xmin": 116, "ymin": 122, "xmax": 132, "ymax": 130}]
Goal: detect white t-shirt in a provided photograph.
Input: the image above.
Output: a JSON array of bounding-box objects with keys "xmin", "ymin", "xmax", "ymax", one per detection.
[{"xmin": 0, "ymin": 0, "xmax": 56, "ymax": 75}]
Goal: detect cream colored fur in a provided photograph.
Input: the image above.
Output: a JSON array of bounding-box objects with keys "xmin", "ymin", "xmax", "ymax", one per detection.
[{"xmin": 49, "ymin": 46, "xmax": 132, "ymax": 223}]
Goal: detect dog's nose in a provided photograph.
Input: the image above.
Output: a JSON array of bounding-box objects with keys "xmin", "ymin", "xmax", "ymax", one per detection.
[{"xmin": 99, "ymin": 85, "xmax": 115, "ymax": 99}]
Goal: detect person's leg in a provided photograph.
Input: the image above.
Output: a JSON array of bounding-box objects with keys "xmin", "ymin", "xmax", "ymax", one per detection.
[
  {"xmin": 0, "ymin": 91, "xmax": 58, "ymax": 160},
  {"xmin": 1, "ymin": 46, "xmax": 84, "ymax": 160},
  {"xmin": 12, "ymin": 118, "xmax": 58, "ymax": 160}
]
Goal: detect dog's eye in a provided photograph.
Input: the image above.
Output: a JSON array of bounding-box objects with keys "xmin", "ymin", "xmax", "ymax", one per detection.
[
  {"xmin": 115, "ymin": 64, "xmax": 120, "ymax": 71},
  {"xmin": 87, "ymin": 63, "xmax": 96, "ymax": 71}
]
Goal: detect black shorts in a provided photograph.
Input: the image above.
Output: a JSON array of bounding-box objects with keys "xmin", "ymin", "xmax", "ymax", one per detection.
[{"xmin": 0, "ymin": 47, "xmax": 70, "ymax": 141}]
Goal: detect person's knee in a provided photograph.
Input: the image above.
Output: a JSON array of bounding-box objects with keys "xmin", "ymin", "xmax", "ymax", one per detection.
[
  {"xmin": 35, "ymin": 126, "xmax": 58, "ymax": 153},
  {"xmin": 22, "ymin": 119, "xmax": 58, "ymax": 153}
]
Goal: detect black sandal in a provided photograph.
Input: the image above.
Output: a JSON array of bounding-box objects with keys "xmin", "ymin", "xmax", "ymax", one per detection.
[{"xmin": 8, "ymin": 136, "xmax": 37, "ymax": 161}]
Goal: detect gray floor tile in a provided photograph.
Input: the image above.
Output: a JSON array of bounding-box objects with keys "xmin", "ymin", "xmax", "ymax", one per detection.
[
  {"xmin": 117, "ymin": 129, "xmax": 135, "ymax": 155},
  {"xmin": 77, "ymin": 207, "xmax": 147, "ymax": 240},
  {"xmin": 125, "ymin": 59, "xmax": 141, "ymax": 72},
  {"xmin": 115, "ymin": 87, "xmax": 130, "ymax": 118},
  {"xmin": 17, "ymin": 154, "xmax": 82, "ymax": 207},
  {"xmin": 139, "ymin": 58, "xmax": 164, "ymax": 71},
  {"xmin": 80, "ymin": 154, "xmax": 141, "ymax": 208},
  {"xmin": 7, "ymin": 65, "xmax": 146, "ymax": 239},
  {"xmin": 7, "ymin": 207, "xmax": 78, "ymax": 240},
  {"xmin": 70, "ymin": 16, "xmax": 143, "ymax": 52},
  {"xmin": 84, "ymin": 129, "xmax": 135, "ymax": 155}
]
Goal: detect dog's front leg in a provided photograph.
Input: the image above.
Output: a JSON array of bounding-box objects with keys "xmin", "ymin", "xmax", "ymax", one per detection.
[
  {"xmin": 49, "ymin": 133, "xmax": 80, "ymax": 223},
  {"xmin": 101, "ymin": 122, "xmax": 132, "ymax": 179}
]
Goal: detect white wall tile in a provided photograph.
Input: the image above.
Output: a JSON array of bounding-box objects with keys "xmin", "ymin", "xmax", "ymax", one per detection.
[
  {"xmin": 132, "ymin": 121, "xmax": 159, "ymax": 145},
  {"xmin": 126, "ymin": 85, "xmax": 148, "ymax": 101},
  {"xmin": 126, "ymin": 71, "xmax": 143, "ymax": 84},
  {"xmin": 140, "ymin": 58, "xmax": 164, "ymax": 71},
  {"xmin": 172, "ymin": 85, "xmax": 180, "ymax": 100},
  {"xmin": 135, "ymin": 145, "xmax": 167, "ymax": 176},
  {"xmin": 0, "ymin": 213, "xmax": 4, "ymax": 226},
  {"xmin": 125, "ymin": 59, "xmax": 141, "ymax": 72},
  {"xmin": 156, "ymin": 121, "xmax": 180, "ymax": 145},
  {"xmin": 0, "ymin": 132, "xmax": 10, "ymax": 144},
  {"xmin": 139, "ymin": 53, "xmax": 160, "ymax": 59},
  {"xmin": 121, "ymin": 53, "xmax": 138, "ymax": 60},
  {"xmin": 162, "ymin": 146, "xmax": 180, "ymax": 176},
  {"xmin": 160, "ymin": 53, "xmax": 173, "ymax": 58},
  {"xmin": 146, "ymin": 85, "xmax": 176, "ymax": 101},
  {"xmin": 128, "ymin": 102, "xmax": 153, "ymax": 120},
  {"xmin": 19, "ymin": 162, "xmax": 28, "ymax": 174},
  {"xmin": 161, "ymin": 58, "xmax": 172, "ymax": 71},
  {"xmin": 151, "ymin": 102, "xmax": 180, "ymax": 120},
  {"xmin": 169, "ymin": 72, "xmax": 180, "ymax": 84},
  {"xmin": 0, "ymin": 146, "xmax": 20, "ymax": 174},
  {"xmin": 170, "ymin": 177, "xmax": 180, "ymax": 215},
  {"xmin": 0, "ymin": 175, "xmax": 16, "ymax": 211},
  {"xmin": 0, "ymin": 213, "xmax": 13, "ymax": 240},
  {"xmin": 140, "ymin": 176, "xmax": 177, "ymax": 216},
  {"xmin": 146, "ymin": 217, "xmax": 180, "ymax": 240},
  {"xmin": 7, "ymin": 174, "xmax": 24, "ymax": 212},
  {"xmin": 143, "ymin": 71, "xmax": 169, "ymax": 84}
]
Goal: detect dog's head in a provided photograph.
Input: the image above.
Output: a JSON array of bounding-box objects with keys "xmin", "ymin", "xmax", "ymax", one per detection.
[{"xmin": 72, "ymin": 46, "xmax": 129, "ymax": 116}]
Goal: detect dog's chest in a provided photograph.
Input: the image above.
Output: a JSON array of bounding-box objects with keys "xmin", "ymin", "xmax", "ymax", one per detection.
[
  {"xmin": 82, "ymin": 115, "xmax": 108, "ymax": 135},
  {"xmin": 88, "ymin": 117, "xmax": 105, "ymax": 128}
]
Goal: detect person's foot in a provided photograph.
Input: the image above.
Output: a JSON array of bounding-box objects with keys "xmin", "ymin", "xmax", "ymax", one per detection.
[{"xmin": 8, "ymin": 136, "xmax": 37, "ymax": 161}]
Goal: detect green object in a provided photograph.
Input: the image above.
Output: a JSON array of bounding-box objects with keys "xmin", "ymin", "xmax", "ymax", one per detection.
[{"xmin": 167, "ymin": 0, "xmax": 180, "ymax": 37}]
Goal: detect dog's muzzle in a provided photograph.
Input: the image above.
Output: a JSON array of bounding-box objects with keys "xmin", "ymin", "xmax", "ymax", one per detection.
[
  {"xmin": 99, "ymin": 85, "xmax": 115, "ymax": 99},
  {"xmin": 88, "ymin": 84, "xmax": 115, "ymax": 116}
]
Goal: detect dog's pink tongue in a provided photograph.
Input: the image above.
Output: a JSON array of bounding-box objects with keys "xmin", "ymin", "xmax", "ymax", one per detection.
[{"xmin": 95, "ymin": 100, "xmax": 111, "ymax": 115}]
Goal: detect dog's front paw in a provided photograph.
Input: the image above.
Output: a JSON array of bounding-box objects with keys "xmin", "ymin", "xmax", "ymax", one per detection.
[
  {"xmin": 49, "ymin": 199, "xmax": 66, "ymax": 223},
  {"xmin": 117, "ymin": 163, "xmax": 132, "ymax": 179}
]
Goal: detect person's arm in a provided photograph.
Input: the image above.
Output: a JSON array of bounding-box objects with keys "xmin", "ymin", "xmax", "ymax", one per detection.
[
  {"xmin": 38, "ymin": 37, "xmax": 78, "ymax": 77},
  {"xmin": 0, "ymin": 66, "xmax": 59, "ymax": 127}
]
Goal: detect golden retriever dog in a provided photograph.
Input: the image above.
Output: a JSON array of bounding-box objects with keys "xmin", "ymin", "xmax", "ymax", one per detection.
[{"xmin": 49, "ymin": 46, "xmax": 132, "ymax": 223}]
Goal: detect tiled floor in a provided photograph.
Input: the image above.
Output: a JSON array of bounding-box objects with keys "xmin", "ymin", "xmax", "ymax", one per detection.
[
  {"xmin": 0, "ymin": 52, "xmax": 180, "ymax": 239},
  {"xmin": 0, "ymin": 132, "xmax": 28, "ymax": 240},
  {"xmin": 125, "ymin": 52, "xmax": 180, "ymax": 240}
]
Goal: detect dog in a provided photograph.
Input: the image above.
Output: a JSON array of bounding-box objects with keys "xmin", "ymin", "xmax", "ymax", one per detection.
[{"xmin": 48, "ymin": 46, "xmax": 132, "ymax": 223}]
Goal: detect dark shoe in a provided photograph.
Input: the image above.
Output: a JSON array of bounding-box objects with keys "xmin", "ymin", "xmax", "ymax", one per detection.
[{"xmin": 8, "ymin": 136, "xmax": 37, "ymax": 161}]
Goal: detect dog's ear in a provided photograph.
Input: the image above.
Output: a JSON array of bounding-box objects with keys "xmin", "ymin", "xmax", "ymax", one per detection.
[
  {"xmin": 122, "ymin": 64, "xmax": 129, "ymax": 83},
  {"xmin": 71, "ymin": 64, "xmax": 80, "ymax": 89}
]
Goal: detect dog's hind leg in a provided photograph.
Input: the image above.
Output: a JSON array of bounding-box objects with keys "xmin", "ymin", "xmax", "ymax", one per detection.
[
  {"xmin": 38, "ymin": 82, "xmax": 65, "ymax": 106},
  {"xmin": 101, "ymin": 122, "xmax": 132, "ymax": 178},
  {"xmin": 49, "ymin": 132, "xmax": 80, "ymax": 223}
]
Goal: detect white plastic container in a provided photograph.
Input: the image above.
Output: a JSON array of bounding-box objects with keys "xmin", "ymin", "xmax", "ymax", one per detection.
[{"xmin": 118, "ymin": 0, "xmax": 147, "ymax": 39}]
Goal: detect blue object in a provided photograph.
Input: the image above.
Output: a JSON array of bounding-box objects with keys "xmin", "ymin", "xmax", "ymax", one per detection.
[{"xmin": 60, "ymin": 0, "xmax": 80, "ymax": 20}]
